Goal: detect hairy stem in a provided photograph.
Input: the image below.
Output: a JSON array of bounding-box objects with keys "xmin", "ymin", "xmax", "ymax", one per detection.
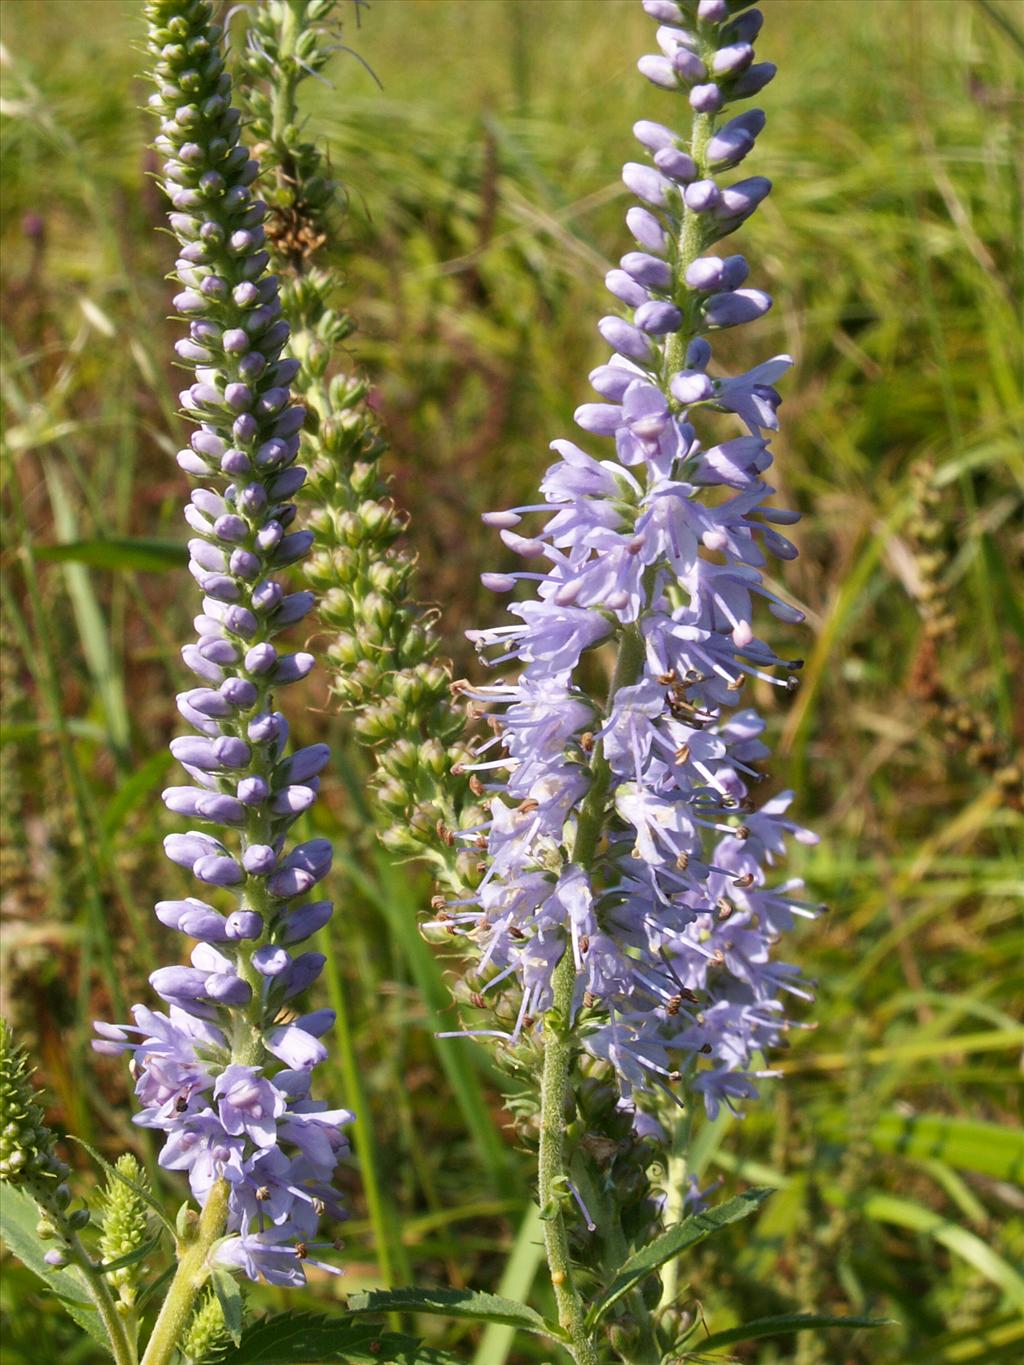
[
  {"xmin": 139, "ymin": 1180, "xmax": 230, "ymax": 1365},
  {"xmin": 65, "ymin": 1229, "xmax": 138, "ymax": 1365},
  {"xmin": 537, "ymin": 627, "xmax": 646, "ymax": 1365},
  {"xmin": 657, "ymin": 1108, "xmax": 692, "ymax": 1313},
  {"xmin": 538, "ymin": 949, "xmax": 600, "ymax": 1365}
]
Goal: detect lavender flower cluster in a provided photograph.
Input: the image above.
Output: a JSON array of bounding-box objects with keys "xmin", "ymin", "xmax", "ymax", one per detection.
[
  {"xmin": 443, "ymin": 0, "xmax": 818, "ymax": 1119},
  {"xmin": 93, "ymin": 0, "xmax": 350, "ymax": 1286}
]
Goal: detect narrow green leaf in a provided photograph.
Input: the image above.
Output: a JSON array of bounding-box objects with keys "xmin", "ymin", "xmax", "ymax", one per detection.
[
  {"xmin": 862, "ymin": 1111, "xmax": 1024, "ymax": 1182},
  {"xmin": 587, "ymin": 1188, "xmax": 772, "ymax": 1327},
  {"xmin": 346, "ymin": 1286, "xmax": 557, "ymax": 1339},
  {"xmin": 0, "ymin": 1184, "xmax": 107, "ymax": 1346},
  {"xmin": 33, "ymin": 536, "xmax": 184, "ymax": 572},
  {"xmin": 40, "ymin": 466, "xmax": 132, "ymax": 760},
  {"xmin": 101, "ymin": 750, "xmax": 174, "ymax": 838},
  {"xmin": 67, "ymin": 1136, "xmax": 178, "ymax": 1238},
  {"xmin": 860, "ymin": 1191, "xmax": 1024, "ymax": 1312},
  {"xmin": 694, "ymin": 1312, "xmax": 891, "ymax": 1353},
  {"xmin": 212, "ymin": 1267, "xmax": 244, "ymax": 1346},
  {"xmin": 96, "ymin": 1230, "xmax": 163, "ymax": 1277},
  {"xmin": 904, "ymin": 1311, "xmax": 1024, "ymax": 1362},
  {"xmin": 227, "ymin": 1310, "xmax": 462, "ymax": 1363}
]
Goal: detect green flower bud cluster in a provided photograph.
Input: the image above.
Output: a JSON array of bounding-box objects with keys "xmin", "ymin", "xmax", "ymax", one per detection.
[
  {"xmin": 571, "ymin": 1066, "xmax": 662, "ymax": 1256},
  {"xmin": 235, "ymin": 1, "xmax": 484, "ymax": 898},
  {"xmin": 97, "ymin": 1155, "xmax": 152, "ymax": 1312},
  {"xmin": 0, "ymin": 1017, "xmax": 69, "ymax": 1188},
  {"xmin": 181, "ymin": 1285, "xmax": 232, "ymax": 1363}
]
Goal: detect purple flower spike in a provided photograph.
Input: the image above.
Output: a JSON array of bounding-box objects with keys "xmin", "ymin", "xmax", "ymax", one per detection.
[
  {"xmin": 465, "ymin": 0, "xmax": 813, "ymax": 1127},
  {"xmin": 94, "ymin": 0, "xmax": 350, "ymax": 1289}
]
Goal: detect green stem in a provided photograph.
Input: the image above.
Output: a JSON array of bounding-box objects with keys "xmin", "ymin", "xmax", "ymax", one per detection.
[
  {"xmin": 65, "ymin": 1228, "xmax": 138, "ymax": 1365},
  {"xmin": 663, "ymin": 47, "xmax": 716, "ymax": 381},
  {"xmin": 657, "ymin": 1108, "xmax": 692, "ymax": 1313},
  {"xmin": 538, "ymin": 947, "xmax": 599, "ymax": 1365},
  {"xmin": 536, "ymin": 628, "xmax": 646, "ymax": 1365},
  {"xmin": 139, "ymin": 1181, "xmax": 231, "ymax": 1365},
  {"xmin": 536, "ymin": 67, "xmax": 719, "ymax": 1336},
  {"xmin": 270, "ymin": 0, "xmax": 303, "ymax": 158}
]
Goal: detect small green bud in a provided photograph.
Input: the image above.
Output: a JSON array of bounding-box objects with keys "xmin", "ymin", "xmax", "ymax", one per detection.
[
  {"xmin": 68, "ymin": 1207, "xmax": 91, "ymax": 1230},
  {"xmin": 351, "ymin": 461, "xmax": 382, "ymax": 497},
  {"xmin": 177, "ymin": 1200, "xmax": 200, "ymax": 1243}
]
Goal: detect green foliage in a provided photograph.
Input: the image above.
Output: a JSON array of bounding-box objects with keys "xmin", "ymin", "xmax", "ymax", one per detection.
[
  {"xmin": 346, "ymin": 1287, "xmax": 557, "ymax": 1338},
  {"xmin": 691, "ymin": 1311, "xmax": 892, "ymax": 1355},
  {"xmin": 211, "ymin": 1267, "xmax": 245, "ymax": 1347},
  {"xmin": 0, "ymin": 1184, "xmax": 106, "ymax": 1347},
  {"xmin": 228, "ymin": 1310, "xmax": 462, "ymax": 1364},
  {"xmin": 587, "ymin": 1190, "xmax": 772, "ymax": 1327}
]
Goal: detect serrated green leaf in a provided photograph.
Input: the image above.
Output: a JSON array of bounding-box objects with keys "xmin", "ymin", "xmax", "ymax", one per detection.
[
  {"xmin": 0, "ymin": 1183, "xmax": 107, "ymax": 1347},
  {"xmin": 346, "ymin": 1286, "xmax": 557, "ymax": 1339},
  {"xmin": 33, "ymin": 536, "xmax": 184, "ymax": 572},
  {"xmin": 225, "ymin": 1310, "xmax": 462, "ymax": 1363},
  {"xmin": 67, "ymin": 1136, "xmax": 178, "ymax": 1238},
  {"xmin": 587, "ymin": 1188, "xmax": 772, "ymax": 1327},
  {"xmin": 693, "ymin": 1312, "xmax": 891, "ymax": 1353},
  {"xmin": 212, "ymin": 1267, "xmax": 244, "ymax": 1346}
]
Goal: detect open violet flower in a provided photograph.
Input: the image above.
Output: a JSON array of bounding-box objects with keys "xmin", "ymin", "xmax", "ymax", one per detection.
[{"xmin": 442, "ymin": 0, "xmax": 818, "ymax": 1122}]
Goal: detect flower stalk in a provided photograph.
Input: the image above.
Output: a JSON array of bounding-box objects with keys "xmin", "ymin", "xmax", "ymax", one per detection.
[
  {"xmin": 93, "ymin": 5, "xmax": 353, "ymax": 1356},
  {"xmin": 454, "ymin": 0, "xmax": 812, "ymax": 1354},
  {"xmin": 239, "ymin": 3, "xmax": 484, "ymax": 902},
  {"xmin": 139, "ymin": 1180, "xmax": 230, "ymax": 1365}
]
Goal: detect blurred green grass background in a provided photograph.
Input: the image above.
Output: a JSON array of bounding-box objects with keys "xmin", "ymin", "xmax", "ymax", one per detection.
[{"xmin": 1, "ymin": 0, "xmax": 1022, "ymax": 1360}]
